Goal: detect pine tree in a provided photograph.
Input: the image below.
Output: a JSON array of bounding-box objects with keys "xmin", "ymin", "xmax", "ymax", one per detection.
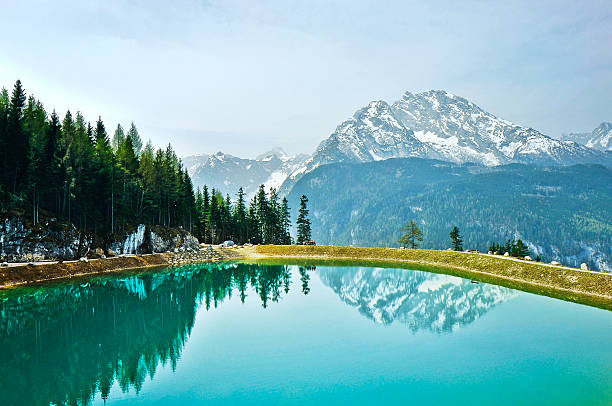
[
  {"xmin": 112, "ymin": 124, "xmax": 125, "ymax": 151},
  {"xmin": 234, "ymin": 187, "xmax": 247, "ymax": 243},
  {"xmin": 514, "ymin": 239, "xmax": 530, "ymax": 258},
  {"xmin": 0, "ymin": 87, "xmax": 9, "ymax": 195},
  {"xmin": 296, "ymin": 195, "xmax": 312, "ymax": 244},
  {"xmin": 256, "ymin": 185, "xmax": 268, "ymax": 243},
  {"xmin": 399, "ymin": 220, "xmax": 423, "ymax": 249},
  {"xmin": 208, "ymin": 189, "xmax": 219, "ymax": 243},
  {"xmin": 41, "ymin": 110, "xmax": 62, "ymax": 214},
  {"xmin": 126, "ymin": 122, "xmax": 142, "ymax": 155},
  {"xmin": 450, "ymin": 226, "xmax": 463, "ymax": 251},
  {"xmin": 280, "ymin": 197, "xmax": 291, "ymax": 244},
  {"xmin": 247, "ymin": 196, "xmax": 259, "ymax": 244},
  {"xmin": 7, "ymin": 80, "xmax": 28, "ymax": 193}
]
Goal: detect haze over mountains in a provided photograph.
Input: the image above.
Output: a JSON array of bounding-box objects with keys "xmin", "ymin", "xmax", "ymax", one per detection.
[{"xmin": 185, "ymin": 90, "xmax": 611, "ymax": 195}]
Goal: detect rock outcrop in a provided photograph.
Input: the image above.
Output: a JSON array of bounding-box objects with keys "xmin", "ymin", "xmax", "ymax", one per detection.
[
  {"xmin": 0, "ymin": 217, "xmax": 200, "ymax": 262},
  {"xmin": 109, "ymin": 224, "xmax": 199, "ymax": 255},
  {"xmin": 0, "ymin": 217, "xmax": 90, "ymax": 262}
]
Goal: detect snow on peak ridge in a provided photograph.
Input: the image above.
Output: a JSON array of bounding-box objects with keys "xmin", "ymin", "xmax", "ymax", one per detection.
[{"xmin": 586, "ymin": 122, "xmax": 612, "ymax": 151}]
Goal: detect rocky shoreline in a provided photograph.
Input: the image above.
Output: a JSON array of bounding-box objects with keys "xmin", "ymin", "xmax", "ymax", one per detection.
[{"xmin": 0, "ymin": 247, "xmax": 242, "ymax": 289}]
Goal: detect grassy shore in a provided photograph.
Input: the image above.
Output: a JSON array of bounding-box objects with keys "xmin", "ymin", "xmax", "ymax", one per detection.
[{"xmin": 242, "ymin": 245, "xmax": 612, "ymax": 310}]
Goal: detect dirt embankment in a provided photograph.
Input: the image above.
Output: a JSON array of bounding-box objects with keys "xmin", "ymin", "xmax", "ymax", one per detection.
[
  {"xmin": 243, "ymin": 245, "xmax": 612, "ymax": 310},
  {"xmin": 0, "ymin": 248, "xmax": 243, "ymax": 289}
]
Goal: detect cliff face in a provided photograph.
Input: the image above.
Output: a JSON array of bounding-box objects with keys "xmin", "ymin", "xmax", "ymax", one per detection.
[{"xmin": 0, "ymin": 217, "xmax": 199, "ymax": 262}]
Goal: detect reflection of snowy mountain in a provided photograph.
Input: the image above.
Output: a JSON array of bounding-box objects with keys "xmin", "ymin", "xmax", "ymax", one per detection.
[{"xmin": 318, "ymin": 267, "xmax": 517, "ymax": 333}]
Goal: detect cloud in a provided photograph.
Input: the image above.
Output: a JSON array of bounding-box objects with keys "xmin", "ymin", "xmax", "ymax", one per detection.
[{"xmin": 1, "ymin": 0, "xmax": 610, "ymax": 157}]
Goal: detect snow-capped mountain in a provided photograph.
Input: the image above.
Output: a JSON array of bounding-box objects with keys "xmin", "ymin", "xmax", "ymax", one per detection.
[
  {"xmin": 280, "ymin": 90, "xmax": 610, "ymax": 191},
  {"xmin": 184, "ymin": 90, "xmax": 609, "ymax": 196},
  {"xmin": 559, "ymin": 122, "xmax": 612, "ymax": 151},
  {"xmin": 308, "ymin": 100, "xmax": 434, "ymax": 166},
  {"xmin": 586, "ymin": 122, "xmax": 612, "ymax": 151},
  {"xmin": 318, "ymin": 267, "xmax": 516, "ymax": 333},
  {"xmin": 184, "ymin": 149, "xmax": 309, "ymax": 197}
]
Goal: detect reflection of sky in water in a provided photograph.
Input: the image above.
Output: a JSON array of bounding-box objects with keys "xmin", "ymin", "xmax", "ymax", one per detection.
[{"xmin": 0, "ymin": 262, "xmax": 610, "ymax": 406}]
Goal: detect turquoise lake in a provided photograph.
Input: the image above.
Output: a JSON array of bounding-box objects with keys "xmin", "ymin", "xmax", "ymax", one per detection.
[{"xmin": 1, "ymin": 262, "xmax": 611, "ymax": 405}]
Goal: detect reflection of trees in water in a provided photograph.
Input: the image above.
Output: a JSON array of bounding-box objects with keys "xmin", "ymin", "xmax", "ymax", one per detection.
[
  {"xmin": 299, "ymin": 266, "xmax": 315, "ymax": 295},
  {"xmin": 0, "ymin": 262, "xmax": 297, "ymax": 406}
]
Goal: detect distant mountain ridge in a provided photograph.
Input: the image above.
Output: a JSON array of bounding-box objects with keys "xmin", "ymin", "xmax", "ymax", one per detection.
[
  {"xmin": 184, "ymin": 148, "xmax": 309, "ymax": 197},
  {"xmin": 185, "ymin": 90, "xmax": 610, "ymax": 196},
  {"xmin": 559, "ymin": 122, "xmax": 612, "ymax": 152}
]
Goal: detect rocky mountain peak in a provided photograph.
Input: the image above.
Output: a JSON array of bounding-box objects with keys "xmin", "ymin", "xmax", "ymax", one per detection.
[{"xmin": 587, "ymin": 122, "xmax": 612, "ymax": 151}]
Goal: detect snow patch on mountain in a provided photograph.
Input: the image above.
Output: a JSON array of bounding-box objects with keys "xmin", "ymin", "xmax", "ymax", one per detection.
[
  {"xmin": 280, "ymin": 90, "xmax": 610, "ymax": 193},
  {"xmin": 560, "ymin": 122, "xmax": 612, "ymax": 151},
  {"xmin": 185, "ymin": 148, "xmax": 309, "ymax": 198}
]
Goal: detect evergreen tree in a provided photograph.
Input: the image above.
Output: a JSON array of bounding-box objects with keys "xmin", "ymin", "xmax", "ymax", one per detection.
[
  {"xmin": 6, "ymin": 80, "xmax": 28, "ymax": 193},
  {"xmin": 247, "ymin": 196, "xmax": 259, "ymax": 244},
  {"xmin": 450, "ymin": 226, "xmax": 463, "ymax": 251},
  {"xmin": 399, "ymin": 220, "xmax": 423, "ymax": 249},
  {"xmin": 296, "ymin": 195, "xmax": 312, "ymax": 244},
  {"xmin": 126, "ymin": 122, "xmax": 142, "ymax": 155},
  {"xmin": 280, "ymin": 197, "xmax": 291, "ymax": 244},
  {"xmin": 112, "ymin": 124, "xmax": 125, "ymax": 151},
  {"xmin": 513, "ymin": 239, "xmax": 530, "ymax": 258},
  {"xmin": 234, "ymin": 187, "xmax": 247, "ymax": 243},
  {"xmin": 0, "ymin": 87, "xmax": 9, "ymax": 197},
  {"xmin": 256, "ymin": 185, "xmax": 268, "ymax": 243},
  {"xmin": 41, "ymin": 110, "xmax": 62, "ymax": 214}
]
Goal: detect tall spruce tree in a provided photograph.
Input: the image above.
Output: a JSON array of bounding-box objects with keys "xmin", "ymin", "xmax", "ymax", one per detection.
[
  {"xmin": 112, "ymin": 124, "xmax": 125, "ymax": 151},
  {"xmin": 0, "ymin": 87, "xmax": 9, "ymax": 196},
  {"xmin": 7, "ymin": 80, "xmax": 28, "ymax": 193},
  {"xmin": 280, "ymin": 197, "xmax": 291, "ymax": 244},
  {"xmin": 234, "ymin": 187, "xmax": 247, "ymax": 243},
  {"xmin": 296, "ymin": 195, "xmax": 312, "ymax": 244},
  {"xmin": 126, "ymin": 122, "xmax": 142, "ymax": 155},
  {"xmin": 450, "ymin": 226, "xmax": 463, "ymax": 251}
]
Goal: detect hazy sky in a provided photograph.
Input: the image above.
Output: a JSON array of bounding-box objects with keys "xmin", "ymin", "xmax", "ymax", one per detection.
[{"xmin": 1, "ymin": 1, "xmax": 611, "ymax": 158}]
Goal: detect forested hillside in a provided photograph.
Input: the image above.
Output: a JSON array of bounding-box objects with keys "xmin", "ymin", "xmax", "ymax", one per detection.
[
  {"xmin": 0, "ymin": 80, "xmax": 301, "ymax": 251},
  {"xmin": 287, "ymin": 158, "xmax": 612, "ymax": 271},
  {"xmin": 0, "ymin": 80, "xmax": 197, "ymax": 243}
]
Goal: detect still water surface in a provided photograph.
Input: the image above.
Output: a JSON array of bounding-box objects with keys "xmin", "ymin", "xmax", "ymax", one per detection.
[{"xmin": 0, "ymin": 262, "xmax": 611, "ymax": 405}]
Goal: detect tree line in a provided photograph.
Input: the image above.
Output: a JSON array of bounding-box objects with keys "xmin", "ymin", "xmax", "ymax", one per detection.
[
  {"xmin": 399, "ymin": 220, "xmax": 535, "ymax": 258},
  {"xmin": 193, "ymin": 184, "xmax": 311, "ymax": 245},
  {"xmin": 0, "ymin": 80, "xmax": 311, "ymax": 247}
]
